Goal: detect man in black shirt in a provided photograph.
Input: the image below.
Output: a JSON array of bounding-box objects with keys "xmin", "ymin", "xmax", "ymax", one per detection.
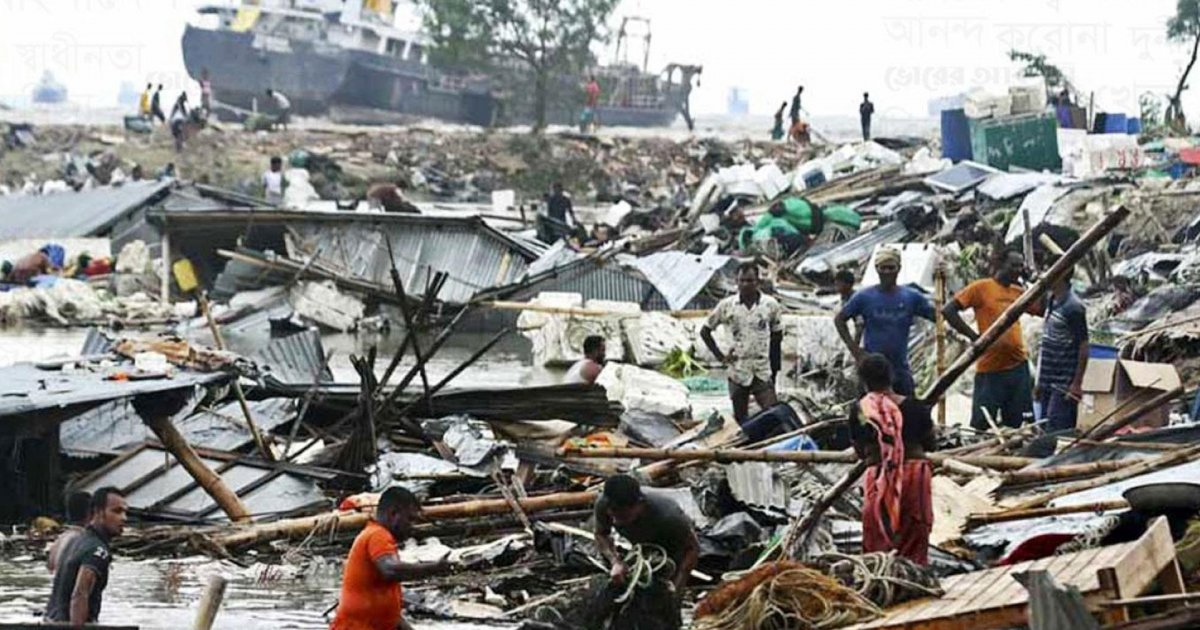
[
  {"xmin": 45, "ymin": 487, "xmax": 127, "ymax": 625},
  {"xmin": 789, "ymin": 85, "xmax": 804, "ymax": 127},
  {"xmin": 546, "ymin": 182, "xmax": 577, "ymax": 225},
  {"xmin": 859, "ymin": 92, "xmax": 875, "ymax": 141}
]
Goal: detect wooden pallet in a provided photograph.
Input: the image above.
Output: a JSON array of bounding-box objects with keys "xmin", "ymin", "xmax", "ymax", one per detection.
[{"xmin": 851, "ymin": 516, "xmax": 1183, "ymax": 630}]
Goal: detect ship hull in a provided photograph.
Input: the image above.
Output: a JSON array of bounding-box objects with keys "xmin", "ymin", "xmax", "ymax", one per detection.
[
  {"xmin": 183, "ymin": 25, "xmax": 678, "ymax": 128},
  {"xmin": 182, "ymin": 25, "xmax": 349, "ymax": 116}
]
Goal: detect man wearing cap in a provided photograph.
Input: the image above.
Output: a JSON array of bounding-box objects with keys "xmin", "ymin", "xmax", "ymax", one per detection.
[{"xmin": 835, "ymin": 247, "xmax": 935, "ymax": 396}]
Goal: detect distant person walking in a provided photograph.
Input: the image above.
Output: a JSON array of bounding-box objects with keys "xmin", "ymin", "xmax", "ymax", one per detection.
[
  {"xmin": 789, "ymin": 85, "xmax": 804, "ymax": 127},
  {"xmin": 266, "ymin": 89, "xmax": 291, "ymax": 130},
  {"xmin": 199, "ymin": 68, "xmax": 213, "ymax": 115},
  {"xmin": 771, "ymin": 101, "xmax": 786, "ymax": 141},
  {"xmin": 262, "ymin": 155, "xmax": 287, "ymax": 205},
  {"xmin": 138, "ymin": 83, "xmax": 152, "ymax": 118},
  {"xmin": 149, "ymin": 84, "xmax": 165, "ymax": 124},
  {"xmin": 169, "ymin": 92, "xmax": 189, "ymax": 152},
  {"xmin": 582, "ymin": 75, "xmax": 601, "ymax": 133},
  {"xmin": 860, "ymin": 92, "xmax": 875, "ymax": 141}
]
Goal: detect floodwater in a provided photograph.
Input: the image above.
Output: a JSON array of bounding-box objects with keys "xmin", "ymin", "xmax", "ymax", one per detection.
[{"xmin": 0, "ymin": 555, "xmax": 514, "ymax": 629}]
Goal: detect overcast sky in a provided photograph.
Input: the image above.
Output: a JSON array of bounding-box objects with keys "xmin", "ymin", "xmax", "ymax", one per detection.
[{"xmin": 0, "ymin": 0, "xmax": 1193, "ymax": 120}]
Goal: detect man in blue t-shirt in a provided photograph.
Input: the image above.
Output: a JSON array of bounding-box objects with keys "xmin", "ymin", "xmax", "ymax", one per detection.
[
  {"xmin": 1036, "ymin": 267, "xmax": 1089, "ymax": 432},
  {"xmin": 834, "ymin": 247, "xmax": 935, "ymax": 396}
]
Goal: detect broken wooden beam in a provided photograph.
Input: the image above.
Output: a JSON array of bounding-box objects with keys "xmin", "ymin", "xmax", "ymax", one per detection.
[
  {"xmin": 138, "ymin": 399, "xmax": 252, "ymax": 523},
  {"xmin": 1001, "ymin": 459, "xmax": 1150, "ymax": 486},
  {"xmin": 213, "ymin": 491, "xmax": 597, "ymax": 549},
  {"xmin": 967, "ymin": 500, "xmax": 1129, "ymax": 527},
  {"xmin": 921, "ymin": 205, "xmax": 1130, "ymax": 404},
  {"xmin": 557, "ymin": 445, "xmax": 1034, "ymax": 471}
]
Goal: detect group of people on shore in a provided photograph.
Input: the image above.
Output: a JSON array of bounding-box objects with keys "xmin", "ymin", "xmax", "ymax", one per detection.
[{"xmin": 771, "ymin": 84, "xmax": 876, "ymax": 144}]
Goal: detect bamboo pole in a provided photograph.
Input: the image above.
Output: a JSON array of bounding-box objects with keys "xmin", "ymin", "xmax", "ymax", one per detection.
[
  {"xmin": 192, "ymin": 575, "xmax": 227, "ymax": 630},
  {"xmin": 966, "ymin": 499, "xmax": 1129, "ymax": 526},
  {"xmin": 934, "ymin": 266, "xmax": 948, "ymax": 425},
  {"xmin": 1001, "ymin": 459, "xmax": 1147, "ymax": 486},
  {"xmin": 142, "ymin": 413, "xmax": 252, "ymax": 523},
  {"xmin": 214, "ymin": 491, "xmax": 597, "ymax": 549},
  {"xmin": 1007, "ymin": 443, "xmax": 1200, "ymax": 512},
  {"xmin": 781, "ymin": 461, "xmax": 869, "ymax": 559},
  {"xmin": 487, "ymin": 300, "xmax": 751, "ymax": 320},
  {"xmin": 557, "ymin": 445, "xmax": 1034, "ymax": 471},
  {"xmin": 1080, "ymin": 387, "xmax": 1183, "ymax": 444},
  {"xmin": 920, "ymin": 205, "xmax": 1130, "ymax": 404},
  {"xmin": 199, "ymin": 291, "xmax": 273, "ymax": 462}
]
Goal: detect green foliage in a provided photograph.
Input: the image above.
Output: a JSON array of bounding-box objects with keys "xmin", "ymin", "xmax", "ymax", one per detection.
[
  {"xmin": 1168, "ymin": 0, "xmax": 1200, "ymax": 41},
  {"xmin": 1140, "ymin": 92, "xmax": 1166, "ymax": 136},
  {"xmin": 661, "ymin": 347, "xmax": 708, "ymax": 380},
  {"xmin": 1007, "ymin": 50, "xmax": 1068, "ymax": 90},
  {"xmin": 416, "ymin": 0, "xmax": 620, "ymax": 129}
]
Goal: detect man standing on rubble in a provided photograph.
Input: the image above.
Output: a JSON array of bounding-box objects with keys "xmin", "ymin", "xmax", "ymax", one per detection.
[
  {"xmin": 771, "ymin": 101, "xmax": 787, "ymax": 140},
  {"xmin": 850, "ymin": 354, "xmax": 934, "ymax": 565},
  {"xmin": 943, "ymin": 249, "xmax": 1040, "ymax": 429},
  {"xmin": 44, "ymin": 487, "xmax": 127, "ymax": 626},
  {"xmin": 1036, "ymin": 267, "xmax": 1089, "ymax": 432},
  {"xmin": 835, "ymin": 248, "xmax": 935, "ymax": 396},
  {"xmin": 594, "ymin": 474, "xmax": 698, "ymax": 626},
  {"xmin": 789, "ymin": 85, "xmax": 804, "ymax": 127},
  {"xmin": 331, "ymin": 487, "xmax": 449, "ymax": 630},
  {"xmin": 860, "ymin": 92, "xmax": 875, "ymax": 141},
  {"xmin": 701, "ymin": 261, "xmax": 783, "ymax": 425},
  {"xmin": 566, "ymin": 335, "xmax": 606, "ymax": 385},
  {"xmin": 150, "ymin": 84, "xmax": 165, "ymax": 125}
]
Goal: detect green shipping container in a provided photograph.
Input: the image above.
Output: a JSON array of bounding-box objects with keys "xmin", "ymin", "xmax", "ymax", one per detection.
[{"xmin": 968, "ymin": 113, "xmax": 1061, "ymax": 172}]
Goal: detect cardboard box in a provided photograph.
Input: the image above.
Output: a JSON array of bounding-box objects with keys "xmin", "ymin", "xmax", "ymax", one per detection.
[{"xmin": 1078, "ymin": 359, "xmax": 1182, "ymax": 432}]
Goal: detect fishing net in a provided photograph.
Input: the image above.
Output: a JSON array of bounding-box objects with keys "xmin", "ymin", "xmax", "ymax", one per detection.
[{"xmin": 693, "ymin": 561, "xmax": 881, "ymax": 630}]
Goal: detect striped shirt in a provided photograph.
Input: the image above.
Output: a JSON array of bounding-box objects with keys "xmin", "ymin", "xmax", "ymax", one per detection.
[{"xmin": 1037, "ymin": 290, "xmax": 1087, "ymax": 390}]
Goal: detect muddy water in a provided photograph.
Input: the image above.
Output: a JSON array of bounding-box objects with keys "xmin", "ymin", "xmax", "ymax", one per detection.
[{"xmin": 0, "ymin": 555, "xmax": 514, "ymax": 629}]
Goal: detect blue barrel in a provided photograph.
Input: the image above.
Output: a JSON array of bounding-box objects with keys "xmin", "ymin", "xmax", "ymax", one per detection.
[
  {"xmin": 1127, "ymin": 118, "xmax": 1142, "ymax": 134},
  {"xmin": 941, "ymin": 108, "xmax": 972, "ymax": 161},
  {"xmin": 1089, "ymin": 343, "xmax": 1119, "ymax": 359},
  {"xmin": 1104, "ymin": 113, "xmax": 1127, "ymax": 134}
]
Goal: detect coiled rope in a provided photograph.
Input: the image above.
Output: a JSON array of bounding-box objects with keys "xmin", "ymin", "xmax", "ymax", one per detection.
[
  {"xmin": 693, "ymin": 561, "xmax": 881, "ymax": 630},
  {"xmin": 811, "ymin": 552, "xmax": 943, "ymax": 608}
]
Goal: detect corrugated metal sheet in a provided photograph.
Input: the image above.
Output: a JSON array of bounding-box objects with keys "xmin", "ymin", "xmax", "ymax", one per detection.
[
  {"xmin": 60, "ymin": 396, "xmax": 297, "ymax": 454},
  {"xmin": 253, "ymin": 329, "xmax": 334, "ymax": 390},
  {"xmin": 628, "ymin": 251, "xmax": 730, "ymax": 311},
  {"xmin": 286, "ymin": 217, "xmax": 536, "ymax": 304},
  {"xmin": 726, "ymin": 462, "xmax": 789, "ymax": 517},
  {"xmin": 74, "ymin": 443, "xmax": 329, "ymax": 522},
  {"xmin": 490, "ymin": 256, "xmax": 717, "ymax": 312},
  {"xmin": 0, "ymin": 180, "xmax": 170, "ymax": 239},
  {"xmin": 0, "ymin": 362, "xmax": 228, "ymax": 419}
]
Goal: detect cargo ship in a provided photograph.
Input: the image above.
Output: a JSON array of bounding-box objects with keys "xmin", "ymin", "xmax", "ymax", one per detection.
[{"xmin": 181, "ymin": 0, "xmax": 700, "ymax": 128}]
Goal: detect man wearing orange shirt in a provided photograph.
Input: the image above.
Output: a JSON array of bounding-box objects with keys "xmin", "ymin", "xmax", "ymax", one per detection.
[
  {"xmin": 331, "ymin": 487, "xmax": 448, "ymax": 630},
  {"xmin": 943, "ymin": 249, "xmax": 1041, "ymax": 430}
]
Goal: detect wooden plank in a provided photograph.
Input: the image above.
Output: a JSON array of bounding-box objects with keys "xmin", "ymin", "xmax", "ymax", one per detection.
[
  {"xmin": 1110, "ymin": 517, "xmax": 1176, "ymax": 599},
  {"xmin": 853, "ymin": 528, "xmax": 1163, "ymax": 630}
]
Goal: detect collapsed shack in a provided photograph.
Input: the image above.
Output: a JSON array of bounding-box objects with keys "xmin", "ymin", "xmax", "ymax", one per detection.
[{"xmin": 12, "ymin": 108, "xmax": 1200, "ymax": 629}]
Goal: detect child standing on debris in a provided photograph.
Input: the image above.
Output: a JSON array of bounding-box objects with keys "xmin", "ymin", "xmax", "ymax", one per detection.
[
  {"xmin": 262, "ymin": 156, "xmax": 287, "ymax": 206},
  {"xmin": 943, "ymin": 249, "xmax": 1041, "ymax": 430},
  {"xmin": 850, "ymin": 354, "xmax": 934, "ymax": 565},
  {"xmin": 835, "ymin": 248, "xmax": 935, "ymax": 396},
  {"xmin": 701, "ymin": 261, "xmax": 783, "ymax": 424},
  {"xmin": 331, "ymin": 487, "xmax": 448, "ymax": 630},
  {"xmin": 1036, "ymin": 267, "xmax": 1089, "ymax": 432}
]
